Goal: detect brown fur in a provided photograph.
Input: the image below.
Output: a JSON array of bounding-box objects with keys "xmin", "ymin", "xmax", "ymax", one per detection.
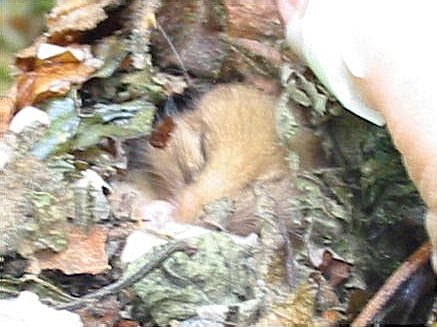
[{"xmin": 144, "ymin": 84, "xmax": 290, "ymax": 224}]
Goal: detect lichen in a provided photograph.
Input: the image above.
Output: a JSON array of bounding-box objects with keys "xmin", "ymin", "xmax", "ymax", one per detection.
[
  {"xmin": 130, "ymin": 232, "xmax": 257, "ymax": 326},
  {"xmin": 0, "ymin": 124, "xmax": 111, "ymax": 257}
]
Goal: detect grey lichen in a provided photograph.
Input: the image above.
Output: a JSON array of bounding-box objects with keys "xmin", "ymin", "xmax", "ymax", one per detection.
[
  {"xmin": 130, "ymin": 232, "xmax": 258, "ymax": 326},
  {"xmin": 0, "ymin": 124, "xmax": 110, "ymax": 257},
  {"xmin": 0, "ymin": 151, "xmax": 75, "ymax": 256}
]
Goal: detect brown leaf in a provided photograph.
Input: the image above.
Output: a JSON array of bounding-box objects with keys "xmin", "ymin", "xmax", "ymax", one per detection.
[
  {"xmin": 46, "ymin": 0, "xmax": 122, "ymax": 42},
  {"xmin": 14, "ymin": 43, "xmax": 101, "ymax": 109},
  {"xmin": 29, "ymin": 225, "xmax": 109, "ymax": 275},
  {"xmin": 319, "ymin": 250, "xmax": 352, "ymax": 287},
  {"xmin": 15, "ymin": 42, "xmax": 92, "ymax": 71},
  {"xmin": 149, "ymin": 115, "xmax": 176, "ymax": 149},
  {"xmin": 0, "ymin": 90, "xmax": 17, "ymax": 136},
  {"xmin": 16, "ymin": 62, "xmax": 95, "ymax": 108},
  {"xmin": 14, "ymin": 37, "xmax": 47, "ymax": 72}
]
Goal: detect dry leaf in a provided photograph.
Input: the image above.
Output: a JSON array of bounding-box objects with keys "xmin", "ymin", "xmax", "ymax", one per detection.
[
  {"xmin": 16, "ymin": 62, "xmax": 96, "ymax": 108},
  {"xmin": 149, "ymin": 115, "xmax": 176, "ymax": 148},
  {"xmin": 0, "ymin": 94, "xmax": 16, "ymax": 136},
  {"xmin": 46, "ymin": 0, "xmax": 122, "ymax": 42},
  {"xmin": 14, "ymin": 43, "xmax": 101, "ymax": 109},
  {"xmin": 318, "ymin": 250, "xmax": 352, "ymax": 287},
  {"xmin": 29, "ymin": 225, "xmax": 109, "ymax": 275}
]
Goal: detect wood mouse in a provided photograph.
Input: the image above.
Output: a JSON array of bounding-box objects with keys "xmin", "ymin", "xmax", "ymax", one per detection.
[{"xmin": 133, "ymin": 84, "xmax": 294, "ymax": 233}]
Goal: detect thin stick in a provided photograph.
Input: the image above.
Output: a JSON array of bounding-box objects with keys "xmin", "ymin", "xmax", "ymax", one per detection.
[
  {"xmin": 351, "ymin": 241, "xmax": 432, "ymax": 327},
  {"xmin": 156, "ymin": 22, "xmax": 192, "ymax": 85},
  {"xmin": 57, "ymin": 241, "xmax": 195, "ymax": 310}
]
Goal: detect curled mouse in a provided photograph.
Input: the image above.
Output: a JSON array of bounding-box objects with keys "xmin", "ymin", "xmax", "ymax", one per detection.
[{"xmin": 130, "ymin": 84, "xmax": 297, "ymax": 234}]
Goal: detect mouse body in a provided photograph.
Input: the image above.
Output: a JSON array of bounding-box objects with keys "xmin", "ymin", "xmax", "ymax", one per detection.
[{"xmin": 139, "ymin": 84, "xmax": 291, "ymax": 230}]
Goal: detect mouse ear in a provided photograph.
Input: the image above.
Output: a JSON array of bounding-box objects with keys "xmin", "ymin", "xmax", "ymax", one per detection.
[{"xmin": 275, "ymin": 0, "xmax": 308, "ymax": 24}]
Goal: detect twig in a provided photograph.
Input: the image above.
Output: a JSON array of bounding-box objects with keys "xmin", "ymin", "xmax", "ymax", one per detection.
[
  {"xmin": 156, "ymin": 22, "xmax": 192, "ymax": 86},
  {"xmin": 351, "ymin": 241, "xmax": 432, "ymax": 327},
  {"xmin": 21, "ymin": 274, "xmax": 77, "ymax": 301},
  {"xmin": 56, "ymin": 240, "xmax": 196, "ymax": 310}
]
